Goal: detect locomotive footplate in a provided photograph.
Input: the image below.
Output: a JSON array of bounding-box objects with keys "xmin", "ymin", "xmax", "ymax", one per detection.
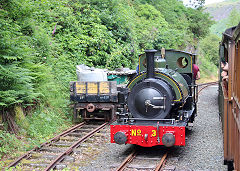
[{"xmin": 110, "ymin": 121, "xmax": 186, "ymax": 147}]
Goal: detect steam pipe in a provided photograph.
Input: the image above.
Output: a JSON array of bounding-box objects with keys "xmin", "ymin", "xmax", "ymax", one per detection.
[{"xmin": 145, "ymin": 49, "xmax": 157, "ymax": 78}]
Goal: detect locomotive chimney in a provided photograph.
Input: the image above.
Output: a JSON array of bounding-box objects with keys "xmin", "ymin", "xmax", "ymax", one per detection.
[{"xmin": 145, "ymin": 49, "xmax": 157, "ymax": 78}]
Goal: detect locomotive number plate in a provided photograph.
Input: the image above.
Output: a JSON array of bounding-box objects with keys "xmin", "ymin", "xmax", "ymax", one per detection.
[
  {"xmin": 152, "ymin": 130, "xmax": 157, "ymax": 137},
  {"xmin": 131, "ymin": 129, "xmax": 142, "ymax": 136},
  {"xmin": 130, "ymin": 129, "xmax": 157, "ymax": 137}
]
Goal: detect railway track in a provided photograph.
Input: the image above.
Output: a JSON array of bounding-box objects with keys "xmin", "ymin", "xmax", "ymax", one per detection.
[
  {"xmin": 115, "ymin": 147, "xmax": 168, "ymax": 171},
  {"xmin": 197, "ymin": 81, "xmax": 218, "ymax": 94},
  {"xmin": 7, "ymin": 122, "xmax": 108, "ymax": 170}
]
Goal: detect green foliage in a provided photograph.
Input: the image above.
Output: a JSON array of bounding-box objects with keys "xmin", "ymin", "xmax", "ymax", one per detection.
[
  {"xmin": 203, "ymin": 1, "xmax": 240, "ymax": 80},
  {"xmin": 149, "ymin": 0, "xmax": 213, "ymax": 40},
  {"xmin": 199, "ymin": 34, "xmax": 220, "ymax": 66},
  {"xmin": 25, "ymin": 106, "xmax": 69, "ymax": 141},
  {"xmin": 0, "ymin": 130, "xmax": 23, "ymax": 158},
  {"xmin": 198, "ymin": 33, "xmax": 220, "ymax": 80},
  {"xmin": 210, "ymin": 17, "xmax": 228, "ymax": 36},
  {"xmin": 226, "ymin": 7, "xmax": 240, "ymax": 28},
  {"xmin": 0, "ymin": 0, "xmax": 41, "ymax": 108},
  {"xmin": 198, "ymin": 54, "xmax": 218, "ymax": 79},
  {"xmin": 0, "ymin": 65, "xmax": 38, "ymax": 107},
  {"xmin": 134, "ymin": 3, "xmax": 169, "ymax": 49},
  {"xmin": 185, "ymin": 8, "xmax": 214, "ymax": 39},
  {"xmin": 0, "ymin": 0, "xmax": 71, "ymax": 161},
  {"xmin": 188, "ymin": 0, "xmax": 206, "ymax": 8}
]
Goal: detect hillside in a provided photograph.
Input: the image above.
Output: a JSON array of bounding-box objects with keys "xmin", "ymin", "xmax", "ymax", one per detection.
[
  {"xmin": 204, "ymin": 0, "xmax": 240, "ymax": 35},
  {"xmin": 205, "ymin": 0, "xmax": 240, "ymax": 21}
]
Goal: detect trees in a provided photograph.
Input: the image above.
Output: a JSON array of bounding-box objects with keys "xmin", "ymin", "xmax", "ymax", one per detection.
[
  {"xmin": 199, "ymin": 34, "xmax": 220, "ymax": 66},
  {"xmin": 226, "ymin": 7, "xmax": 240, "ymax": 28},
  {"xmin": 0, "ymin": 0, "xmax": 214, "ymax": 115},
  {"xmin": 0, "ymin": 0, "xmax": 39, "ymax": 109},
  {"xmin": 187, "ymin": 0, "xmax": 206, "ymax": 8}
]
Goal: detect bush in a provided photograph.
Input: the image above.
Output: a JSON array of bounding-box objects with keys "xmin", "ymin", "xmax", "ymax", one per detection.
[
  {"xmin": 0, "ymin": 130, "xmax": 23, "ymax": 159},
  {"xmin": 26, "ymin": 106, "xmax": 70, "ymax": 141},
  {"xmin": 198, "ymin": 34, "xmax": 220, "ymax": 81}
]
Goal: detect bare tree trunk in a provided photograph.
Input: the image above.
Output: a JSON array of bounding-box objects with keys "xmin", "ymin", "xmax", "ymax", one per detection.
[{"xmin": 2, "ymin": 108, "xmax": 19, "ymax": 134}]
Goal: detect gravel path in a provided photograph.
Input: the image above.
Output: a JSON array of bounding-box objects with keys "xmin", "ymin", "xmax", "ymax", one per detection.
[
  {"xmin": 80, "ymin": 85, "xmax": 227, "ymax": 171},
  {"xmin": 164, "ymin": 85, "xmax": 227, "ymax": 170}
]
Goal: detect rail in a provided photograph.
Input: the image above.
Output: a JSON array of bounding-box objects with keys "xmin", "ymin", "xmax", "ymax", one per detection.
[
  {"xmin": 154, "ymin": 152, "xmax": 168, "ymax": 171},
  {"xmin": 197, "ymin": 81, "xmax": 218, "ymax": 94},
  {"xmin": 116, "ymin": 149, "xmax": 137, "ymax": 171},
  {"xmin": 7, "ymin": 122, "xmax": 108, "ymax": 170},
  {"xmin": 44, "ymin": 122, "xmax": 108, "ymax": 171},
  {"xmin": 7, "ymin": 122, "xmax": 86, "ymax": 168},
  {"xmin": 116, "ymin": 148, "xmax": 168, "ymax": 171}
]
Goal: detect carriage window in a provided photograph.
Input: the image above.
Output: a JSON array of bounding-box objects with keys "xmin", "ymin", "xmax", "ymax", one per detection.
[{"xmin": 177, "ymin": 57, "xmax": 188, "ymax": 68}]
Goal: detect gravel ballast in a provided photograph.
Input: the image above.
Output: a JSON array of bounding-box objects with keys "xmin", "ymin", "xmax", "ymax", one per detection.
[{"xmin": 80, "ymin": 85, "xmax": 227, "ymax": 170}]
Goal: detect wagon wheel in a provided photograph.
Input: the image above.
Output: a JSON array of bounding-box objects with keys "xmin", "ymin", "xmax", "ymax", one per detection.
[
  {"xmin": 73, "ymin": 104, "xmax": 86, "ymax": 123},
  {"xmin": 109, "ymin": 105, "xmax": 116, "ymax": 122},
  {"xmin": 73, "ymin": 104, "xmax": 78, "ymax": 123},
  {"xmin": 105, "ymin": 110, "xmax": 111, "ymax": 122}
]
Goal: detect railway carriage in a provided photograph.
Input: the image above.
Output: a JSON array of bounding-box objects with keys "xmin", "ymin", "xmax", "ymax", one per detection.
[
  {"xmin": 219, "ymin": 22, "xmax": 240, "ymax": 171},
  {"xmin": 111, "ymin": 49, "xmax": 198, "ymax": 147}
]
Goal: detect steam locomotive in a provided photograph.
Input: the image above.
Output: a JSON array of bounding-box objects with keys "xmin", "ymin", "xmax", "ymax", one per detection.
[{"xmin": 110, "ymin": 49, "xmax": 198, "ymax": 147}]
